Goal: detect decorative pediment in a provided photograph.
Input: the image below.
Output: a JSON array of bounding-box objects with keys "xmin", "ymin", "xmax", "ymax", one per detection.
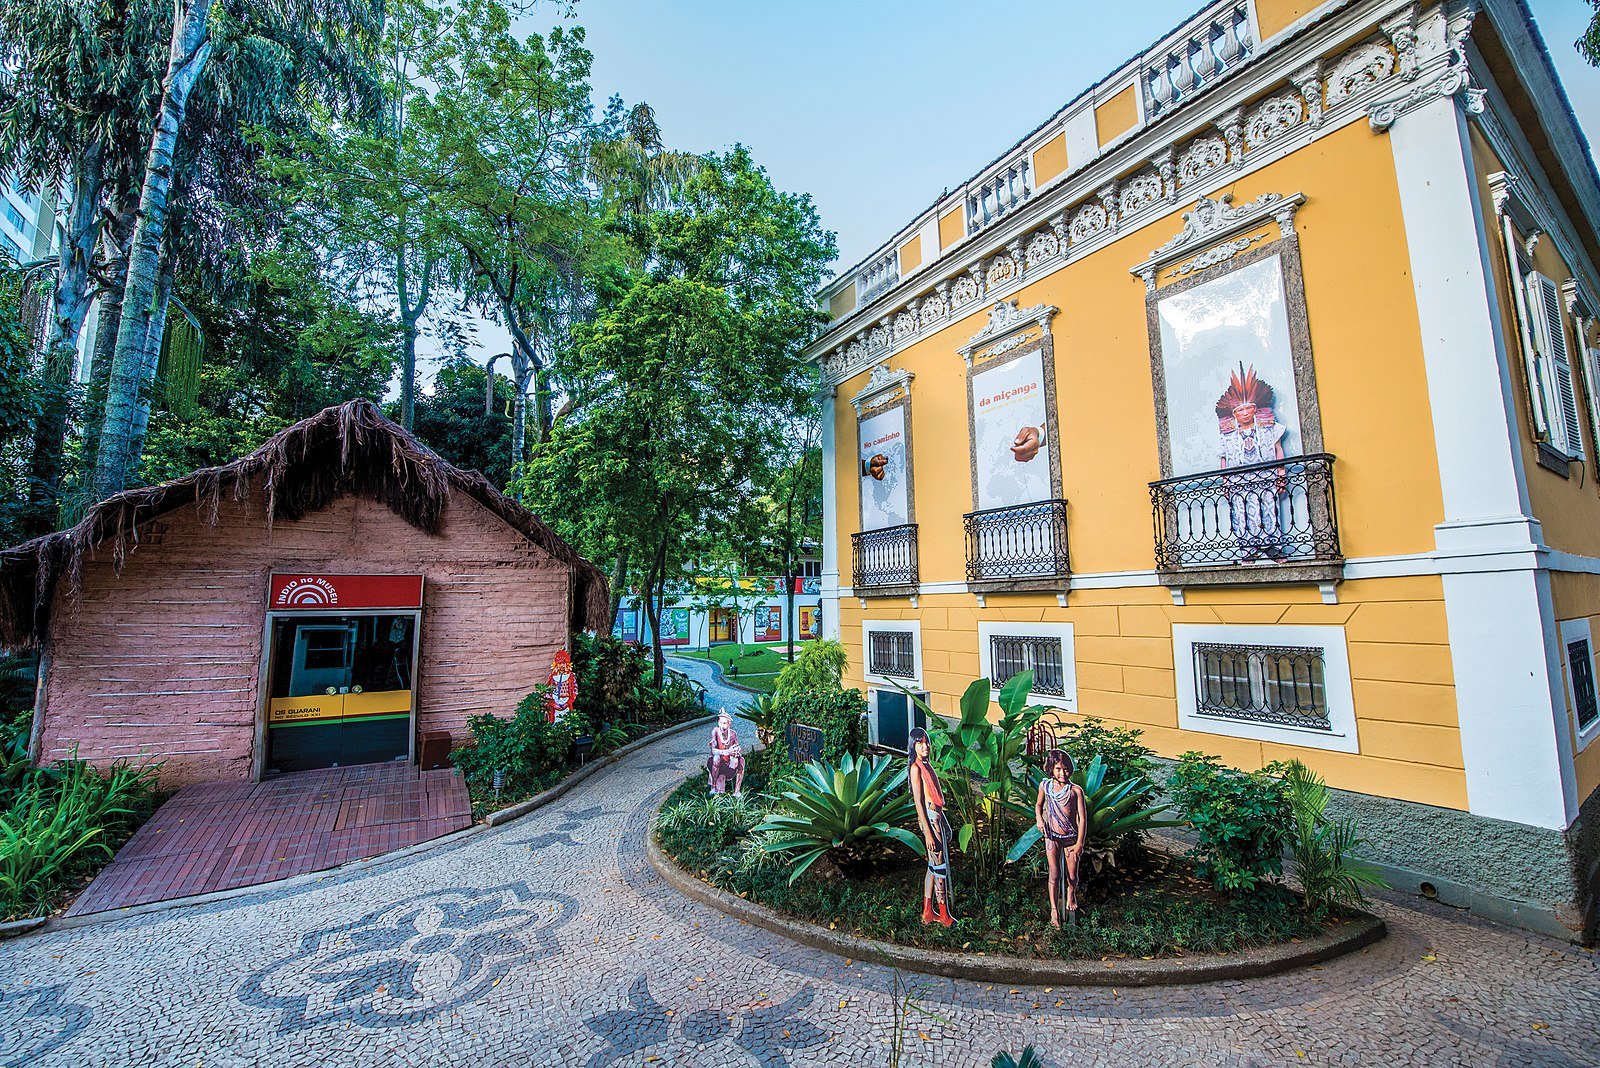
[
  {"xmin": 1131, "ymin": 192, "xmax": 1305, "ymax": 291},
  {"xmin": 957, "ymin": 300, "xmax": 1058, "ymax": 367},
  {"xmin": 850, "ymin": 363, "xmax": 914, "ymax": 416}
]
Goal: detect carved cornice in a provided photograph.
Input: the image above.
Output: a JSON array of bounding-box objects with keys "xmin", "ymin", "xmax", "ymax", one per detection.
[
  {"xmin": 1131, "ymin": 192, "xmax": 1305, "ymax": 291},
  {"xmin": 957, "ymin": 300, "xmax": 1058, "ymax": 367},
  {"xmin": 849, "ymin": 363, "xmax": 915, "ymax": 416},
  {"xmin": 1368, "ymin": 1, "xmax": 1485, "ymax": 131}
]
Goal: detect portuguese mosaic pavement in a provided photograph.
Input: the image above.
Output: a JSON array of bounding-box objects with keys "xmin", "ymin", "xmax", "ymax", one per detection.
[{"xmin": 1, "ymin": 661, "xmax": 1596, "ymax": 1065}]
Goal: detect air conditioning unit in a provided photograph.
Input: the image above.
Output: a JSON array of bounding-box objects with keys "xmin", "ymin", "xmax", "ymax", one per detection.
[{"xmin": 867, "ymin": 686, "xmax": 928, "ymax": 752}]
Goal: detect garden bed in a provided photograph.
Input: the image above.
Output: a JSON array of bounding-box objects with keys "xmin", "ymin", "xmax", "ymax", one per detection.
[{"xmin": 650, "ymin": 768, "xmax": 1385, "ymax": 983}]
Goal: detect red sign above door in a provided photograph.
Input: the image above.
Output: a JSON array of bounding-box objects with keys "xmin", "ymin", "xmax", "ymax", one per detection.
[{"xmin": 269, "ymin": 574, "xmax": 424, "ymax": 611}]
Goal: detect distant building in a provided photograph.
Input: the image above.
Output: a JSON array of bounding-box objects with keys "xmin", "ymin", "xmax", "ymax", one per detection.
[
  {"xmin": 615, "ymin": 557, "xmax": 824, "ymax": 650},
  {"xmin": 0, "ymin": 177, "xmax": 53, "ymax": 265},
  {"xmin": 809, "ymin": 0, "xmax": 1600, "ymax": 941}
]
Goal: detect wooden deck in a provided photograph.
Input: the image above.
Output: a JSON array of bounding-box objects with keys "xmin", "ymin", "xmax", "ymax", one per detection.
[{"xmin": 68, "ymin": 763, "xmax": 473, "ymax": 916}]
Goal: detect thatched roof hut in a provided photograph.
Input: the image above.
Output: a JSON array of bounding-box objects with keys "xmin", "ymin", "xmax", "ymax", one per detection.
[
  {"xmin": 5, "ymin": 399, "xmax": 609, "ymax": 785},
  {"xmin": 1, "ymin": 399, "xmax": 608, "ymax": 649}
]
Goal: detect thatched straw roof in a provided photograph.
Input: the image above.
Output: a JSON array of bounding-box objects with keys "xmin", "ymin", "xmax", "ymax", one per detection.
[{"xmin": 0, "ymin": 399, "xmax": 609, "ymax": 648}]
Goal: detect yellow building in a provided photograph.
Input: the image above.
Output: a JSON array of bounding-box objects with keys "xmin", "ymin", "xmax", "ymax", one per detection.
[{"xmin": 807, "ymin": 0, "xmax": 1600, "ymax": 941}]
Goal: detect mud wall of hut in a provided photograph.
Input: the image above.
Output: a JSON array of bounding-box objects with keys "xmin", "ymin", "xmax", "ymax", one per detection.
[{"xmin": 36, "ymin": 488, "xmax": 573, "ymax": 785}]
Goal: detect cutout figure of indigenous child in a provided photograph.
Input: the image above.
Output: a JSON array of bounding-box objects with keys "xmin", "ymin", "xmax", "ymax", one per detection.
[
  {"xmin": 907, "ymin": 726, "xmax": 954, "ymax": 927},
  {"xmin": 707, "ymin": 710, "xmax": 745, "ymax": 796},
  {"xmin": 1034, "ymin": 748, "xmax": 1088, "ymax": 928}
]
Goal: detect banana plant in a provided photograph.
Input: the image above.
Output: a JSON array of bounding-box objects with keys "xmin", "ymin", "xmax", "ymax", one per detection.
[{"xmin": 1005, "ymin": 754, "xmax": 1181, "ymax": 877}]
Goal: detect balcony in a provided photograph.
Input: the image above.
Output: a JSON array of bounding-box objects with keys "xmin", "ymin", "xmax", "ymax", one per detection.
[
  {"xmin": 964, "ymin": 499, "xmax": 1071, "ymax": 593},
  {"xmin": 966, "ymin": 157, "xmax": 1033, "ymax": 236},
  {"xmin": 851, "ymin": 524, "xmax": 919, "ymax": 595},
  {"xmin": 1149, "ymin": 454, "xmax": 1342, "ymax": 586},
  {"xmin": 855, "ymin": 249, "xmax": 900, "ymax": 306}
]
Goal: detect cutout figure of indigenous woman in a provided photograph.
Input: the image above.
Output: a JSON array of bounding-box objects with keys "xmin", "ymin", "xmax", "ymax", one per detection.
[
  {"xmin": 1215, "ymin": 363, "xmax": 1289, "ymax": 563},
  {"xmin": 707, "ymin": 710, "xmax": 745, "ymax": 796},
  {"xmin": 907, "ymin": 726, "xmax": 954, "ymax": 927},
  {"xmin": 1035, "ymin": 749, "xmax": 1088, "ymax": 928}
]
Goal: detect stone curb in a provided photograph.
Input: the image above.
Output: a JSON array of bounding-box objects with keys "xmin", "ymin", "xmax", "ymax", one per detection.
[
  {"xmin": 646, "ymin": 833, "xmax": 1387, "ymax": 987},
  {"xmin": 13, "ymin": 715, "xmax": 716, "ymax": 938},
  {"xmin": 483, "ymin": 714, "xmax": 714, "ymax": 826}
]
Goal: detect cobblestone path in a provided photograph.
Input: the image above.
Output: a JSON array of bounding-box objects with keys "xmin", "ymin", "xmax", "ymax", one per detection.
[{"xmin": 3, "ymin": 703, "xmax": 1597, "ymax": 1067}]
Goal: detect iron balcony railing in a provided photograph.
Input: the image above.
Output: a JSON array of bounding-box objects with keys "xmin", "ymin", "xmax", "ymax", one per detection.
[
  {"xmin": 964, "ymin": 499, "xmax": 1070, "ymax": 582},
  {"xmin": 1149, "ymin": 453, "xmax": 1340, "ymax": 571},
  {"xmin": 852, "ymin": 524, "xmax": 919, "ymax": 590},
  {"xmin": 1193, "ymin": 641, "xmax": 1330, "ymax": 731}
]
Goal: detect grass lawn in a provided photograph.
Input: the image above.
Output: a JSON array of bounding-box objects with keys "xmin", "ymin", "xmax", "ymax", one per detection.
[{"xmin": 677, "ymin": 642, "xmax": 790, "ymax": 692}]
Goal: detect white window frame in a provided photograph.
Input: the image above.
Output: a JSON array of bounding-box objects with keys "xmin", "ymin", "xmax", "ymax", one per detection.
[
  {"xmin": 1521, "ymin": 267, "xmax": 1585, "ymax": 461},
  {"xmin": 862, "ymin": 619, "xmax": 922, "ymax": 689},
  {"xmin": 1172, "ymin": 623, "xmax": 1358, "ymax": 753},
  {"xmin": 1558, "ymin": 618, "xmax": 1600, "ymax": 753},
  {"xmin": 977, "ymin": 620, "xmax": 1077, "ymax": 712}
]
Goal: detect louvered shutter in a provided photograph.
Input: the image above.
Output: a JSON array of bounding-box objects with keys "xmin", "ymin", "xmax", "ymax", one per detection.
[{"xmin": 1539, "ymin": 273, "xmax": 1584, "ymax": 458}]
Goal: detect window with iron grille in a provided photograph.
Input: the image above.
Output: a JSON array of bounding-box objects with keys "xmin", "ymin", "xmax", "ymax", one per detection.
[
  {"xmin": 989, "ymin": 634, "xmax": 1066, "ymax": 696},
  {"xmin": 1193, "ymin": 642, "xmax": 1328, "ymax": 731},
  {"xmin": 1568, "ymin": 638, "xmax": 1599, "ymax": 733},
  {"xmin": 868, "ymin": 630, "xmax": 917, "ymax": 679}
]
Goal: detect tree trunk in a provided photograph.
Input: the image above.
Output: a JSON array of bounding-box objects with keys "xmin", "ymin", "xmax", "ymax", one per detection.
[
  {"xmin": 645, "ymin": 540, "xmax": 668, "ymax": 687},
  {"xmin": 125, "ymin": 256, "xmax": 175, "ymax": 471},
  {"xmin": 92, "ymin": 1, "xmax": 212, "ymax": 501},
  {"xmin": 23, "ymin": 144, "xmax": 105, "ymax": 535},
  {"xmin": 397, "ymin": 243, "xmax": 415, "ymax": 429},
  {"xmin": 608, "ymin": 545, "xmax": 630, "ymax": 621}
]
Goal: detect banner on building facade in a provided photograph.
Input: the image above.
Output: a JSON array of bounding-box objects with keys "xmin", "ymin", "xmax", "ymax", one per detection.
[
  {"xmin": 799, "ymin": 605, "xmax": 820, "ymax": 640},
  {"xmin": 1156, "ymin": 253, "xmax": 1302, "ymax": 477},
  {"xmin": 658, "ymin": 607, "xmax": 690, "ymax": 646},
  {"xmin": 970, "ymin": 349, "xmax": 1053, "ymax": 511},
  {"xmin": 755, "ymin": 606, "xmax": 783, "ymax": 643},
  {"xmin": 858, "ymin": 404, "xmax": 910, "ymax": 530},
  {"xmin": 615, "ymin": 609, "xmax": 640, "ymax": 643}
]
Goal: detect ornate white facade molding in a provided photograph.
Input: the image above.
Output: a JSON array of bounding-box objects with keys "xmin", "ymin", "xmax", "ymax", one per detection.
[
  {"xmin": 957, "ymin": 300, "xmax": 1058, "ymax": 367},
  {"xmin": 1130, "ymin": 191, "xmax": 1305, "ymax": 291},
  {"xmin": 1369, "ymin": 2, "xmax": 1485, "ymax": 131},
  {"xmin": 849, "ymin": 363, "xmax": 915, "ymax": 416}
]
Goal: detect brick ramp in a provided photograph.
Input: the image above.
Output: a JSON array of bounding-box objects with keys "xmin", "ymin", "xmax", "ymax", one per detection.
[{"xmin": 68, "ymin": 763, "xmax": 472, "ymax": 915}]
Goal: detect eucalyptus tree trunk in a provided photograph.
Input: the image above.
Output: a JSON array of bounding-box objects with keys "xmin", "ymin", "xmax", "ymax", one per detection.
[
  {"xmin": 23, "ymin": 144, "xmax": 105, "ymax": 535},
  {"xmin": 92, "ymin": 0, "xmax": 212, "ymax": 500},
  {"xmin": 126, "ymin": 252, "xmax": 176, "ymax": 467}
]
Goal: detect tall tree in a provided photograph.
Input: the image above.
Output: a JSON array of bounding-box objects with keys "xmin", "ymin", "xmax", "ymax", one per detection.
[
  {"xmin": 1581, "ymin": 2, "xmax": 1600, "ymax": 65},
  {"xmin": 406, "ymin": 357, "xmax": 517, "ymax": 489},
  {"xmin": 92, "ymin": 0, "xmax": 384, "ymax": 501},
  {"xmin": 422, "ymin": 0, "xmax": 611, "ymax": 469},
  {"xmin": 521, "ymin": 147, "xmax": 834, "ymax": 683}
]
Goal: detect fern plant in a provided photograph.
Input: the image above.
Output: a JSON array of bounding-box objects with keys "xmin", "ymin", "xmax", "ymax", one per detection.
[
  {"xmin": 1283, "ymin": 760, "xmax": 1386, "ymax": 912},
  {"xmin": 755, "ymin": 753, "xmax": 923, "ymax": 883}
]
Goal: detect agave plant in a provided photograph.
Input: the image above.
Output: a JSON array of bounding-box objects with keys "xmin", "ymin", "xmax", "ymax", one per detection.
[
  {"xmin": 1006, "ymin": 754, "xmax": 1181, "ymax": 877},
  {"xmin": 756, "ymin": 753, "xmax": 924, "ymax": 883},
  {"xmin": 1283, "ymin": 760, "xmax": 1386, "ymax": 911},
  {"xmin": 991, "ymin": 1048, "xmax": 1045, "ymax": 1068}
]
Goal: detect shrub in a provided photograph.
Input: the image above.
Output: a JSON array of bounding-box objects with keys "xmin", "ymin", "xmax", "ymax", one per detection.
[
  {"xmin": 1167, "ymin": 752, "xmax": 1293, "ymax": 894},
  {"xmin": 755, "ymin": 753, "xmax": 924, "ymax": 883},
  {"xmin": 451, "ymin": 687, "xmax": 588, "ymax": 798},
  {"xmin": 773, "ymin": 638, "xmax": 847, "ymax": 703},
  {"xmin": 570, "ymin": 632, "xmax": 652, "ymax": 723},
  {"xmin": 1053, "ymin": 717, "xmax": 1154, "ymax": 782},
  {"xmin": 764, "ymin": 688, "xmax": 866, "ymax": 777},
  {"xmin": 1282, "ymin": 760, "xmax": 1386, "ymax": 912},
  {"xmin": 0, "ymin": 756, "xmax": 160, "ymax": 921},
  {"xmin": 1006, "ymin": 754, "xmax": 1180, "ymax": 880}
]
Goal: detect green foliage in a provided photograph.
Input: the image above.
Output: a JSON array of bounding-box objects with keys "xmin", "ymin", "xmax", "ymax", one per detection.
[
  {"xmin": 764, "ymin": 688, "xmax": 865, "ymax": 778},
  {"xmin": 992, "ymin": 1048, "xmax": 1044, "ymax": 1068},
  {"xmin": 1168, "ymin": 752, "xmax": 1293, "ymax": 894},
  {"xmin": 450, "ymin": 687, "xmax": 587, "ymax": 800},
  {"xmin": 755, "ymin": 754, "xmax": 924, "ymax": 884},
  {"xmin": 1580, "ymin": 2, "xmax": 1600, "ymax": 66},
  {"xmin": 773, "ymin": 638, "xmax": 847, "ymax": 703},
  {"xmin": 571, "ymin": 631, "xmax": 653, "ymax": 724},
  {"xmin": 655, "ymin": 772, "xmax": 1322, "ymax": 959},
  {"xmin": 406, "ymin": 357, "xmax": 515, "ymax": 489},
  {"xmin": 900, "ymin": 673, "xmax": 1047, "ymax": 889},
  {"xmin": 1006, "ymin": 755, "xmax": 1180, "ymax": 880},
  {"xmin": 1054, "ymin": 716, "xmax": 1154, "ymax": 783},
  {"xmin": 0, "ymin": 756, "xmax": 160, "ymax": 920},
  {"xmin": 1283, "ymin": 760, "xmax": 1386, "ymax": 913},
  {"xmin": 0, "ymin": 268, "xmax": 43, "ymax": 541},
  {"xmin": 655, "ymin": 792, "xmax": 763, "ymax": 841}
]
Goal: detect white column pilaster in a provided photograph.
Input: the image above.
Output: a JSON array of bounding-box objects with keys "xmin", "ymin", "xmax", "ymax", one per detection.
[
  {"xmin": 1390, "ymin": 94, "xmax": 1576, "ymax": 829},
  {"xmin": 820, "ymin": 388, "xmax": 842, "ymax": 641}
]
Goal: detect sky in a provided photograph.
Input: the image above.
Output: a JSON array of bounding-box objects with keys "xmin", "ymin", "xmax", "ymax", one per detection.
[{"xmin": 447, "ymin": 0, "xmax": 1600, "ymax": 376}]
